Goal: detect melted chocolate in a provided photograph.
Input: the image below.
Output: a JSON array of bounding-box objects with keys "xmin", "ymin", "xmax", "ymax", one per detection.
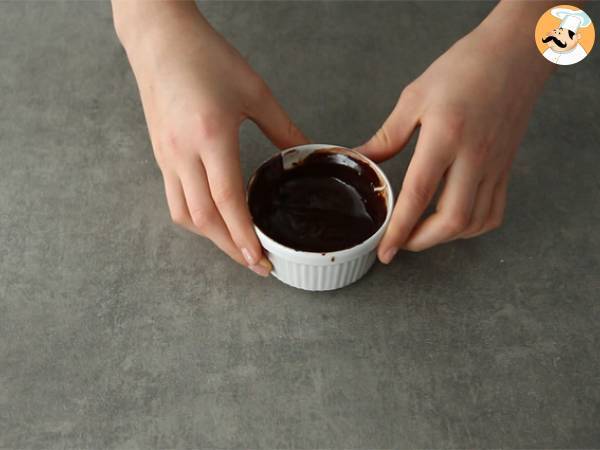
[{"xmin": 248, "ymin": 149, "xmax": 387, "ymax": 252}]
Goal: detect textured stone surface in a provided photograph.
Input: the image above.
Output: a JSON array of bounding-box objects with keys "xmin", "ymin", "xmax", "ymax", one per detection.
[{"xmin": 1, "ymin": 1, "xmax": 599, "ymax": 448}]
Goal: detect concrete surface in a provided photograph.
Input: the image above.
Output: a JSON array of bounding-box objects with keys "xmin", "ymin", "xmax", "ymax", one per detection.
[{"xmin": 1, "ymin": 1, "xmax": 599, "ymax": 448}]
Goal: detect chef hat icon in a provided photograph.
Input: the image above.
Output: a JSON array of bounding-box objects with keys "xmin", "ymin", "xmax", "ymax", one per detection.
[{"xmin": 551, "ymin": 7, "xmax": 592, "ymax": 33}]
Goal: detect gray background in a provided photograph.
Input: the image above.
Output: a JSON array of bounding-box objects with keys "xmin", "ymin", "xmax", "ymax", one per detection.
[{"xmin": 1, "ymin": 1, "xmax": 599, "ymax": 448}]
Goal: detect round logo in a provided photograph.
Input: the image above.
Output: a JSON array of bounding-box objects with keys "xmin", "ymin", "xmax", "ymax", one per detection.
[{"xmin": 534, "ymin": 5, "xmax": 595, "ymax": 66}]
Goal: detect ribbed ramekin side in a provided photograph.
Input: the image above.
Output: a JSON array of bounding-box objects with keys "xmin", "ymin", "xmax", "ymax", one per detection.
[{"xmin": 267, "ymin": 250, "xmax": 377, "ymax": 291}]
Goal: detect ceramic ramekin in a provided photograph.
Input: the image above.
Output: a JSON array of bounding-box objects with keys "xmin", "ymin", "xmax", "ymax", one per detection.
[{"xmin": 248, "ymin": 144, "xmax": 394, "ymax": 291}]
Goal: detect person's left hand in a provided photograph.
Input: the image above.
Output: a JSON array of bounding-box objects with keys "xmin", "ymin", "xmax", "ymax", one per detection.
[{"xmin": 356, "ymin": 17, "xmax": 553, "ymax": 263}]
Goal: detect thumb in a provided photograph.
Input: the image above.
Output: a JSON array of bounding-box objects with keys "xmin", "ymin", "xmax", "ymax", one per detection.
[
  {"xmin": 355, "ymin": 93, "xmax": 420, "ymax": 162},
  {"xmin": 250, "ymin": 88, "xmax": 310, "ymax": 150}
]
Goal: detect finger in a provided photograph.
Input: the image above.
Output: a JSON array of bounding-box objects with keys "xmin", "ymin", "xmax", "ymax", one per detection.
[
  {"xmin": 178, "ymin": 160, "xmax": 248, "ymax": 266},
  {"xmin": 178, "ymin": 158, "xmax": 260, "ymax": 270},
  {"xmin": 200, "ymin": 134, "xmax": 268, "ymax": 272},
  {"xmin": 471, "ymin": 174, "xmax": 509, "ymax": 237},
  {"xmin": 403, "ymin": 155, "xmax": 482, "ymax": 252},
  {"xmin": 354, "ymin": 86, "xmax": 420, "ymax": 162},
  {"xmin": 163, "ymin": 171, "xmax": 196, "ymax": 233},
  {"xmin": 377, "ymin": 121, "xmax": 453, "ymax": 263},
  {"xmin": 250, "ymin": 87, "xmax": 310, "ymax": 149},
  {"xmin": 458, "ymin": 176, "xmax": 498, "ymax": 239}
]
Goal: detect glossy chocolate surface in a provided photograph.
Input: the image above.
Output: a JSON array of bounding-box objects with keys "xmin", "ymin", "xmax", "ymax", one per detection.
[{"xmin": 248, "ymin": 149, "xmax": 387, "ymax": 252}]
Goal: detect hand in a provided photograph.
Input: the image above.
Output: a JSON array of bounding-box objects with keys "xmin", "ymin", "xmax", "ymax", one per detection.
[
  {"xmin": 356, "ymin": 8, "xmax": 553, "ymax": 263},
  {"xmin": 115, "ymin": 3, "xmax": 309, "ymax": 276}
]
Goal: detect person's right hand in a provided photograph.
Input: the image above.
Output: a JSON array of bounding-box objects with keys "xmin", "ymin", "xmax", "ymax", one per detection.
[{"xmin": 114, "ymin": 2, "xmax": 309, "ymax": 276}]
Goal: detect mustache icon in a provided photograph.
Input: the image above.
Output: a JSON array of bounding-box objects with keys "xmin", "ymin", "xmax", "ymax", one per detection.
[{"xmin": 542, "ymin": 35, "xmax": 567, "ymax": 48}]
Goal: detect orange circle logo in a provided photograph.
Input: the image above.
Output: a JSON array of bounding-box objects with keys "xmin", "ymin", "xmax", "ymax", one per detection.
[{"xmin": 535, "ymin": 5, "xmax": 595, "ymax": 65}]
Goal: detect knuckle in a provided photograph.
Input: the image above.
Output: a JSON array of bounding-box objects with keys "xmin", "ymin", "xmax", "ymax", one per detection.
[
  {"xmin": 193, "ymin": 113, "xmax": 224, "ymax": 142},
  {"xmin": 190, "ymin": 207, "xmax": 215, "ymax": 232},
  {"xmin": 154, "ymin": 148, "xmax": 167, "ymax": 169},
  {"xmin": 467, "ymin": 137, "xmax": 493, "ymax": 169},
  {"xmin": 247, "ymin": 74, "xmax": 271, "ymax": 103},
  {"xmin": 403, "ymin": 179, "xmax": 434, "ymax": 209},
  {"xmin": 286, "ymin": 117, "xmax": 304, "ymax": 143},
  {"xmin": 399, "ymin": 83, "xmax": 420, "ymax": 104},
  {"xmin": 440, "ymin": 110, "xmax": 466, "ymax": 144},
  {"xmin": 487, "ymin": 215, "xmax": 504, "ymax": 231},
  {"xmin": 373, "ymin": 126, "xmax": 392, "ymax": 149},
  {"xmin": 462, "ymin": 222, "xmax": 483, "ymax": 237},
  {"xmin": 471, "ymin": 220, "xmax": 487, "ymax": 234},
  {"xmin": 212, "ymin": 184, "xmax": 236, "ymax": 209},
  {"xmin": 170, "ymin": 208, "xmax": 188, "ymax": 227},
  {"xmin": 403, "ymin": 241, "xmax": 424, "ymax": 252},
  {"xmin": 157, "ymin": 129, "xmax": 184, "ymax": 162},
  {"xmin": 444, "ymin": 211, "xmax": 470, "ymax": 235}
]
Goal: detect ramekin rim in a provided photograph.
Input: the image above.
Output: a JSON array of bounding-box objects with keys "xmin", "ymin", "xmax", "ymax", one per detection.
[{"xmin": 247, "ymin": 144, "xmax": 394, "ymax": 262}]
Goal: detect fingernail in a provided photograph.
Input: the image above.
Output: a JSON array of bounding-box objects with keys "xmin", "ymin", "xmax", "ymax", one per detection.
[
  {"xmin": 249, "ymin": 263, "xmax": 270, "ymax": 277},
  {"xmin": 381, "ymin": 247, "xmax": 398, "ymax": 264},
  {"xmin": 241, "ymin": 247, "xmax": 257, "ymax": 266}
]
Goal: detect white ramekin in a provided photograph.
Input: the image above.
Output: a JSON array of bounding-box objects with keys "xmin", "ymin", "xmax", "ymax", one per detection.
[{"xmin": 248, "ymin": 144, "xmax": 394, "ymax": 291}]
